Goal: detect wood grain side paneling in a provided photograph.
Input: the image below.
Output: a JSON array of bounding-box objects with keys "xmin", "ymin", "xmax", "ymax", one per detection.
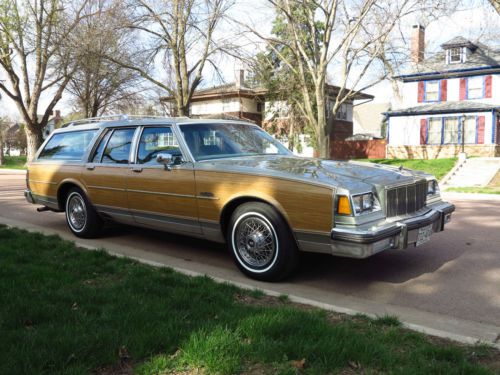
[
  {"xmin": 29, "ymin": 163, "xmax": 83, "ymax": 198},
  {"xmin": 195, "ymin": 171, "xmax": 334, "ymax": 233}
]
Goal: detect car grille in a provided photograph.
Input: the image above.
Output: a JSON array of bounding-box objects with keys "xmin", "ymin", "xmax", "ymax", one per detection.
[{"xmin": 386, "ymin": 181, "xmax": 427, "ymax": 217}]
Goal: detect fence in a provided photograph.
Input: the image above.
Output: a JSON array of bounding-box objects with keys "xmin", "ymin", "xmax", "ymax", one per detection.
[{"xmin": 330, "ymin": 140, "xmax": 387, "ymax": 160}]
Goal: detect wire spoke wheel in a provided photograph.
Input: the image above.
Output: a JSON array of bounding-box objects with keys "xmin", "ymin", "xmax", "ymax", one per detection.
[
  {"xmin": 67, "ymin": 193, "xmax": 87, "ymax": 231},
  {"xmin": 234, "ymin": 215, "xmax": 277, "ymax": 268}
]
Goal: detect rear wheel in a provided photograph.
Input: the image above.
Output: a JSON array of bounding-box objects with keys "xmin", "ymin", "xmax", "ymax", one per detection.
[
  {"xmin": 65, "ymin": 188, "xmax": 102, "ymax": 238},
  {"xmin": 227, "ymin": 202, "xmax": 299, "ymax": 281}
]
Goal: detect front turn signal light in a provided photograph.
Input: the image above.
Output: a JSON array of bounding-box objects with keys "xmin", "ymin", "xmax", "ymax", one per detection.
[{"xmin": 337, "ymin": 195, "xmax": 352, "ymax": 215}]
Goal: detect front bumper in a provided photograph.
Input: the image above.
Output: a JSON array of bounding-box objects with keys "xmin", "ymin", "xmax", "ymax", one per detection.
[{"xmin": 329, "ymin": 201, "xmax": 455, "ymax": 258}]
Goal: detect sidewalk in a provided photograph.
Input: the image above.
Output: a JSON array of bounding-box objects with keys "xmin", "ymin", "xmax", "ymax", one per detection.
[{"xmin": 0, "ymin": 169, "xmax": 26, "ymax": 175}]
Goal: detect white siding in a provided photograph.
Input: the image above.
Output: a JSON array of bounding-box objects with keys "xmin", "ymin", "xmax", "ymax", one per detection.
[
  {"xmin": 190, "ymin": 99, "xmax": 241, "ymax": 115},
  {"xmin": 388, "ymin": 112, "xmax": 495, "ymax": 146}
]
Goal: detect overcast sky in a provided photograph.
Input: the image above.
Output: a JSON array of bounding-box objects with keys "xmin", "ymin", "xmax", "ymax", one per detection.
[{"xmin": 1, "ymin": 0, "xmax": 499, "ymax": 120}]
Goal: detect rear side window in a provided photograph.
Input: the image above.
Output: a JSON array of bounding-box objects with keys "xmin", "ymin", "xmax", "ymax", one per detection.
[
  {"xmin": 38, "ymin": 130, "xmax": 97, "ymax": 161},
  {"xmin": 102, "ymin": 128, "xmax": 136, "ymax": 164}
]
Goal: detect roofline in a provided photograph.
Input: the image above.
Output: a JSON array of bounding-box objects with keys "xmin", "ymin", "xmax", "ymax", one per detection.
[
  {"xmin": 384, "ymin": 106, "xmax": 499, "ymax": 117},
  {"xmin": 395, "ymin": 65, "xmax": 500, "ymax": 81},
  {"xmin": 160, "ymin": 83, "xmax": 374, "ymax": 102}
]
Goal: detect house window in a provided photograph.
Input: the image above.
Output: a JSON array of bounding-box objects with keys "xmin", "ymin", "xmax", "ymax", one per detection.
[
  {"xmin": 443, "ymin": 117, "xmax": 459, "ymax": 144},
  {"xmin": 447, "ymin": 47, "xmax": 463, "ymax": 64},
  {"xmin": 424, "ymin": 81, "xmax": 440, "ymax": 102},
  {"xmin": 257, "ymin": 103, "xmax": 263, "ymax": 113},
  {"xmin": 467, "ymin": 76, "xmax": 484, "ymax": 99},
  {"xmin": 463, "ymin": 117, "xmax": 477, "ymax": 144},
  {"xmin": 427, "ymin": 117, "xmax": 442, "ymax": 144},
  {"xmin": 335, "ymin": 103, "xmax": 348, "ymax": 120}
]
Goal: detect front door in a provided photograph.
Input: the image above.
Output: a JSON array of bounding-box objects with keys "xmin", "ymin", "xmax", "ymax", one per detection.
[
  {"xmin": 126, "ymin": 126, "xmax": 200, "ymax": 234},
  {"xmin": 81, "ymin": 127, "xmax": 138, "ymax": 223}
]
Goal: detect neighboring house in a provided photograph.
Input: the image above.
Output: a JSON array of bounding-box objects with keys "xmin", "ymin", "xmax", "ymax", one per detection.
[
  {"xmin": 42, "ymin": 110, "xmax": 63, "ymax": 139},
  {"xmin": 160, "ymin": 70, "xmax": 373, "ymax": 156},
  {"xmin": 386, "ymin": 25, "xmax": 500, "ymax": 159},
  {"xmin": 353, "ymin": 101, "xmax": 390, "ymax": 138}
]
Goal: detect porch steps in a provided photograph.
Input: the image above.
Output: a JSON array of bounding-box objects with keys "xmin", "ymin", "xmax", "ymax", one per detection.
[{"xmin": 442, "ymin": 157, "xmax": 500, "ymax": 187}]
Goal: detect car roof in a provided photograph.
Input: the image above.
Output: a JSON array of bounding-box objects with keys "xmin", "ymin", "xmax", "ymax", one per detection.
[{"xmin": 54, "ymin": 115, "xmax": 258, "ymax": 134}]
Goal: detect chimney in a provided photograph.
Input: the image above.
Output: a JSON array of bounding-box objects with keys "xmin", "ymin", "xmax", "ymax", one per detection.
[
  {"xmin": 235, "ymin": 69, "xmax": 245, "ymax": 88},
  {"xmin": 411, "ymin": 24, "xmax": 425, "ymax": 64},
  {"xmin": 54, "ymin": 110, "xmax": 62, "ymax": 129}
]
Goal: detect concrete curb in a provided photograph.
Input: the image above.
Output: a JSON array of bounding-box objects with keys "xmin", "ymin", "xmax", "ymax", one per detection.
[{"xmin": 1, "ymin": 216, "xmax": 499, "ymax": 350}]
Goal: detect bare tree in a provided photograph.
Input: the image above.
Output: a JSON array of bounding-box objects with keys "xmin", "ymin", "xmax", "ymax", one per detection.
[
  {"xmin": 0, "ymin": 0, "xmax": 92, "ymax": 161},
  {"xmin": 107, "ymin": 0, "xmax": 233, "ymax": 116},
  {"xmin": 488, "ymin": 0, "xmax": 500, "ymax": 13},
  {"xmin": 66, "ymin": 0, "xmax": 143, "ymax": 117},
  {"xmin": 244, "ymin": 0, "xmax": 457, "ymax": 158}
]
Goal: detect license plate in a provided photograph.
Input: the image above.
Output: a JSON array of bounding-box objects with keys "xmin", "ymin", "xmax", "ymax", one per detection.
[{"xmin": 416, "ymin": 224, "xmax": 433, "ymax": 246}]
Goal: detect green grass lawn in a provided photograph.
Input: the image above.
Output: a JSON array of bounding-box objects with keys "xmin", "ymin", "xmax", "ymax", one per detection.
[
  {"xmin": 0, "ymin": 225, "xmax": 498, "ymax": 375},
  {"xmin": 359, "ymin": 158, "xmax": 457, "ymax": 180},
  {"xmin": 0, "ymin": 155, "xmax": 27, "ymax": 169}
]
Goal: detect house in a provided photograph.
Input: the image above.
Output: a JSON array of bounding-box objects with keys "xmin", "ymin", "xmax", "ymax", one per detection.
[
  {"xmin": 42, "ymin": 110, "xmax": 63, "ymax": 139},
  {"xmin": 353, "ymin": 101, "xmax": 390, "ymax": 138},
  {"xmin": 385, "ymin": 25, "xmax": 500, "ymax": 159},
  {"xmin": 160, "ymin": 70, "xmax": 373, "ymax": 156}
]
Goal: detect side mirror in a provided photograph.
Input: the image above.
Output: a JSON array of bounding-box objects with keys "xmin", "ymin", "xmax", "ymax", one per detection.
[{"xmin": 156, "ymin": 153, "xmax": 173, "ymax": 170}]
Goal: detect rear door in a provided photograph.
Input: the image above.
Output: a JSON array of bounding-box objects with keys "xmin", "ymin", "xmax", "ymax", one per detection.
[
  {"xmin": 81, "ymin": 127, "xmax": 138, "ymax": 223},
  {"xmin": 126, "ymin": 125, "xmax": 200, "ymax": 234}
]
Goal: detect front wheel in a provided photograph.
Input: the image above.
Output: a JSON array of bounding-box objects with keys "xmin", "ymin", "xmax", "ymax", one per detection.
[
  {"xmin": 227, "ymin": 202, "xmax": 299, "ymax": 281},
  {"xmin": 65, "ymin": 188, "xmax": 102, "ymax": 238}
]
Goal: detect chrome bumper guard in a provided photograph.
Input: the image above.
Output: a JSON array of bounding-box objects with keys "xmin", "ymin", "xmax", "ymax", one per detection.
[
  {"xmin": 24, "ymin": 189, "xmax": 36, "ymax": 204},
  {"xmin": 329, "ymin": 202, "xmax": 455, "ymax": 258}
]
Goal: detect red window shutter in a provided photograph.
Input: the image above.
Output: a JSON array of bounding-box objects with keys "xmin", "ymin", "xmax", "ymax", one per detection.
[
  {"xmin": 420, "ymin": 119, "xmax": 427, "ymax": 145},
  {"xmin": 417, "ymin": 81, "xmax": 424, "ymax": 103},
  {"xmin": 459, "ymin": 78, "xmax": 466, "ymax": 100},
  {"xmin": 477, "ymin": 116, "xmax": 485, "ymax": 144},
  {"xmin": 485, "ymin": 75, "xmax": 492, "ymax": 98},
  {"xmin": 440, "ymin": 80, "xmax": 447, "ymax": 101}
]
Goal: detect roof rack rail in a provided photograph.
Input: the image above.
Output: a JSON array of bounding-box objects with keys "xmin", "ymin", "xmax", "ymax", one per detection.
[{"xmin": 62, "ymin": 114, "xmax": 189, "ymax": 128}]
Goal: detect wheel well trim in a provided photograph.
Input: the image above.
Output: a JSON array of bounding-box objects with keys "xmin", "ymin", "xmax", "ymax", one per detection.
[
  {"xmin": 56, "ymin": 179, "xmax": 89, "ymax": 210},
  {"xmin": 219, "ymin": 194, "xmax": 298, "ymax": 247}
]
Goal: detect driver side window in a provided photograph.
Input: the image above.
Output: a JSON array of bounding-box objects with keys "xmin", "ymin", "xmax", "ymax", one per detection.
[{"xmin": 137, "ymin": 127, "xmax": 182, "ymax": 165}]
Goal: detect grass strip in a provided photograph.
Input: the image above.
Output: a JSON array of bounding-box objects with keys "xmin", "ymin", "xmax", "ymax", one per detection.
[
  {"xmin": 0, "ymin": 155, "xmax": 27, "ymax": 169},
  {"xmin": 0, "ymin": 225, "xmax": 498, "ymax": 375},
  {"xmin": 357, "ymin": 158, "xmax": 457, "ymax": 180}
]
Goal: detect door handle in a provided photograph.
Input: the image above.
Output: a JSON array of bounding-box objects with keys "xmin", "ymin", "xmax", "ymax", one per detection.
[
  {"xmin": 131, "ymin": 167, "xmax": 143, "ymax": 173},
  {"xmin": 86, "ymin": 165, "xmax": 95, "ymax": 171}
]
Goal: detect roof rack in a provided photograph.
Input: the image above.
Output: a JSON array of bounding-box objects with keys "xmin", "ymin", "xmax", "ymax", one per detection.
[{"xmin": 62, "ymin": 114, "xmax": 189, "ymax": 127}]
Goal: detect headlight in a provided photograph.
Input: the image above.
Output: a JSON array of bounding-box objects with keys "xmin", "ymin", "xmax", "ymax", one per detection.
[
  {"xmin": 351, "ymin": 193, "xmax": 381, "ymax": 215},
  {"xmin": 427, "ymin": 180, "xmax": 440, "ymax": 195}
]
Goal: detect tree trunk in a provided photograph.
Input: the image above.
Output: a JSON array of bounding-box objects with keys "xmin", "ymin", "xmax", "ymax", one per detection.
[
  {"xmin": 25, "ymin": 125, "xmax": 44, "ymax": 162},
  {"xmin": 0, "ymin": 136, "xmax": 4, "ymax": 166},
  {"xmin": 316, "ymin": 90, "xmax": 330, "ymax": 159}
]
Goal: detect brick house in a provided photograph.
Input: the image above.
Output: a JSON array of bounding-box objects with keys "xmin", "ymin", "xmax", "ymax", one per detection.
[
  {"xmin": 385, "ymin": 25, "xmax": 500, "ymax": 159},
  {"xmin": 160, "ymin": 70, "xmax": 373, "ymax": 155}
]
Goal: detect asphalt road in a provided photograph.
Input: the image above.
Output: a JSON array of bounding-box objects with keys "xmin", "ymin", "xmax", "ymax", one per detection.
[{"xmin": 1, "ymin": 171, "xmax": 500, "ymax": 341}]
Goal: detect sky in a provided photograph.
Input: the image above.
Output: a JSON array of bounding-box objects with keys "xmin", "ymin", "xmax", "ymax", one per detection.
[{"xmin": 0, "ymin": 0, "xmax": 499, "ymax": 121}]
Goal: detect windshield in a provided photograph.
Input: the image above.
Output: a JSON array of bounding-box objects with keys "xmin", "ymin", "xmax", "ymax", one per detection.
[{"xmin": 179, "ymin": 123, "xmax": 291, "ymax": 161}]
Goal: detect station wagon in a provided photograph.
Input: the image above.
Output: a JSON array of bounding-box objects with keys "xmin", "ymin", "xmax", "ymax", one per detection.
[{"xmin": 25, "ymin": 115, "xmax": 455, "ymax": 280}]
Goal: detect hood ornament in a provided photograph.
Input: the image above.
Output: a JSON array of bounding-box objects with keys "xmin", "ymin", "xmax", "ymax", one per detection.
[{"xmin": 398, "ymin": 164, "xmax": 404, "ymax": 171}]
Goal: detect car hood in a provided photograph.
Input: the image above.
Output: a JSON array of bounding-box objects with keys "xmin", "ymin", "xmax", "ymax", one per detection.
[{"xmin": 195, "ymin": 155, "xmax": 429, "ymax": 192}]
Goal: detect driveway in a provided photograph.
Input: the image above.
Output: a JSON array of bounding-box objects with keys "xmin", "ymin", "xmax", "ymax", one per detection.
[{"xmin": 1, "ymin": 171, "xmax": 499, "ymax": 343}]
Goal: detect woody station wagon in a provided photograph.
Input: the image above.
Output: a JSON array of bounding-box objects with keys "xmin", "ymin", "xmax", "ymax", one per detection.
[{"xmin": 25, "ymin": 115, "xmax": 455, "ymax": 281}]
